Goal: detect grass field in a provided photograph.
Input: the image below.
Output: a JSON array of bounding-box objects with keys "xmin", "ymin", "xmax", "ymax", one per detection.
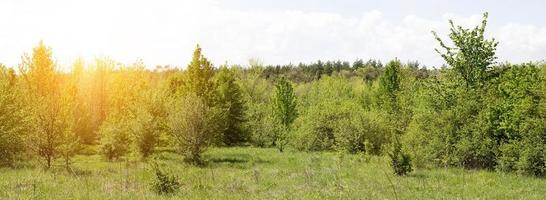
[{"xmin": 1, "ymin": 147, "xmax": 545, "ymax": 199}]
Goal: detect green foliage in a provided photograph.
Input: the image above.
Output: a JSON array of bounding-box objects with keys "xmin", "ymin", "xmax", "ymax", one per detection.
[
  {"xmin": 131, "ymin": 88, "xmax": 169, "ymax": 159},
  {"xmin": 403, "ymin": 12, "xmax": 546, "ymax": 175},
  {"xmin": 20, "ymin": 42, "xmax": 77, "ymax": 169},
  {"xmin": 177, "ymin": 45, "xmax": 216, "ymax": 105},
  {"xmin": 215, "ymin": 67, "xmax": 247, "ymax": 145},
  {"xmin": 389, "ymin": 137, "xmax": 412, "ymax": 176},
  {"xmin": 98, "ymin": 113, "xmax": 132, "ymax": 161},
  {"xmin": 168, "ymin": 95, "xmax": 213, "ymax": 165},
  {"xmin": 378, "ymin": 59, "xmax": 402, "ymax": 117},
  {"xmin": 292, "ymin": 101, "xmax": 388, "ymax": 154},
  {"xmin": 0, "ymin": 65, "xmax": 28, "ymax": 167},
  {"xmin": 151, "ymin": 163, "xmax": 181, "ymax": 195},
  {"xmin": 433, "ymin": 12, "xmax": 498, "ymax": 88},
  {"xmin": 272, "ymin": 77, "xmax": 298, "ymax": 152}
]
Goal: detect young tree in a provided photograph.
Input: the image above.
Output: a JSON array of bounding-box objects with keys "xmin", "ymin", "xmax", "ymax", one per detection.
[
  {"xmin": 178, "ymin": 45, "xmax": 216, "ymax": 105},
  {"xmin": 69, "ymin": 59, "xmax": 94, "ymax": 145},
  {"xmin": 0, "ymin": 65, "xmax": 28, "ymax": 167},
  {"xmin": 89, "ymin": 58, "xmax": 114, "ymax": 142},
  {"xmin": 20, "ymin": 41, "xmax": 75, "ymax": 169},
  {"xmin": 215, "ymin": 67, "xmax": 247, "ymax": 145},
  {"xmin": 272, "ymin": 77, "xmax": 298, "ymax": 152},
  {"xmin": 132, "ymin": 88, "xmax": 169, "ymax": 159},
  {"xmin": 378, "ymin": 59, "xmax": 413, "ymax": 173},
  {"xmin": 168, "ymin": 95, "xmax": 213, "ymax": 164},
  {"xmin": 432, "ymin": 12, "xmax": 498, "ymax": 88},
  {"xmin": 378, "ymin": 59, "xmax": 401, "ymax": 115}
]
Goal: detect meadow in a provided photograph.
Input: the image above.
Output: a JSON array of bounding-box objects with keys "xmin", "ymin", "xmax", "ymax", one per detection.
[
  {"xmin": 1, "ymin": 147, "xmax": 545, "ymax": 200},
  {"xmin": 1, "ymin": 11, "xmax": 545, "ymax": 200}
]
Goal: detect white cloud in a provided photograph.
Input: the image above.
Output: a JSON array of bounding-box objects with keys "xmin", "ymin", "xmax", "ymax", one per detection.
[{"xmin": 0, "ymin": 0, "xmax": 544, "ymax": 70}]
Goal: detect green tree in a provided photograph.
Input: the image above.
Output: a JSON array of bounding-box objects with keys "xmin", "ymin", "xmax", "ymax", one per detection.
[
  {"xmin": 215, "ymin": 67, "xmax": 247, "ymax": 145},
  {"xmin": 20, "ymin": 41, "xmax": 75, "ymax": 169},
  {"xmin": 432, "ymin": 12, "xmax": 498, "ymax": 88},
  {"xmin": 179, "ymin": 45, "xmax": 216, "ymax": 105},
  {"xmin": 378, "ymin": 59, "xmax": 401, "ymax": 115},
  {"xmin": 0, "ymin": 65, "xmax": 28, "ymax": 167},
  {"xmin": 98, "ymin": 112, "xmax": 132, "ymax": 161},
  {"xmin": 272, "ymin": 77, "xmax": 298, "ymax": 152},
  {"xmin": 132, "ymin": 88, "xmax": 169, "ymax": 159}
]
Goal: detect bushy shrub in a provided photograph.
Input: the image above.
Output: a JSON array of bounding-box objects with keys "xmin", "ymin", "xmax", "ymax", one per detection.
[
  {"xmin": 335, "ymin": 111, "xmax": 389, "ymax": 154},
  {"xmin": 292, "ymin": 100, "xmax": 389, "ymax": 154},
  {"xmin": 151, "ymin": 164, "xmax": 181, "ymax": 195},
  {"xmin": 245, "ymin": 103, "xmax": 276, "ymax": 147},
  {"xmin": 291, "ymin": 102, "xmax": 342, "ymax": 151},
  {"xmin": 99, "ymin": 114, "xmax": 132, "ymax": 161},
  {"xmin": 389, "ymin": 137, "xmax": 412, "ymax": 176},
  {"xmin": 497, "ymin": 118, "xmax": 546, "ymax": 177},
  {"xmin": 168, "ymin": 95, "xmax": 213, "ymax": 165}
]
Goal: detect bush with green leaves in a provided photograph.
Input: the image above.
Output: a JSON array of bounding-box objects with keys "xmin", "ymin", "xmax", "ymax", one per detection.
[
  {"xmin": 168, "ymin": 95, "xmax": 214, "ymax": 164},
  {"xmin": 389, "ymin": 137, "xmax": 412, "ymax": 176},
  {"xmin": 98, "ymin": 113, "xmax": 132, "ymax": 161},
  {"xmin": 292, "ymin": 100, "xmax": 389, "ymax": 154},
  {"xmin": 335, "ymin": 111, "xmax": 389, "ymax": 154},
  {"xmin": 151, "ymin": 163, "xmax": 181, "ymax": 195},
  {"xmin": 131, "ymin": 89, "xmax": 169, "ymax": 159}
]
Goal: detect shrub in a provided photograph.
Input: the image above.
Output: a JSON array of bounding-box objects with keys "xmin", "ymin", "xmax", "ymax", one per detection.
[
  {"xmin": 335, "ymin": 111, "xmax": 389, "ymax": 154},
  {"xmin": 292, "ymin": 100, "xmax": 389, "ymax": 154},
  {"xmin": 389, "ymin": 137, "xmax": 412, "ymax": 176},
  {"xmin": 168, "ymin": 95, "xmax": 213, "ymax": 165},
  {"xmin": 151, "ymin": 164, "xmax": 181, "ymax": 195},
  {"xmin": 245, "ymin": 103, "xmax": 276, "ymax": 147},
  {"xmin": 98, "ymin": 113, "xmax": 132, "ymax": 161}
]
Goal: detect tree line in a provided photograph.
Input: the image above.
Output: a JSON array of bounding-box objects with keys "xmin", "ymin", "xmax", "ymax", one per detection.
[{"xmin": 0, "ymin": 13, "xmax": 544, "ymax": 176}]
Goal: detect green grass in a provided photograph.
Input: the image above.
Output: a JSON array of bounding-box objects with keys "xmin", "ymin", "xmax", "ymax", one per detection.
[{"xmin": 1, "ymin": 147, "xmax": 545, "ymax": 199}]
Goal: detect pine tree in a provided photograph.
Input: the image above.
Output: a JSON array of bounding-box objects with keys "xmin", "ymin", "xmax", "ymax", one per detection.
[
  {"xmin": 215, "ymin": 67, "xmax": 247, "ymax": 145},
  {"xmin": 181, "ymin": 45, "xmax": 216, "ymax": 105}
]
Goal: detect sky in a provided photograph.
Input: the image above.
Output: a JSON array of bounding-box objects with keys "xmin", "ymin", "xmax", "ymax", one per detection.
[{"xmin": 1, "ymin": 0, "xmax": 545, "ymax": 70}]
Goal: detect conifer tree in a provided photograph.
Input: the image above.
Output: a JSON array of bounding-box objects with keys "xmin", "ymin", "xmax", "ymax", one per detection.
[
  {"xmin": 181, "ymin": 45, "xmax": 216, "ymax": 105},
  {"xmin": 215, "ymin": 67, "xmax": 247, "ymax": 145}
]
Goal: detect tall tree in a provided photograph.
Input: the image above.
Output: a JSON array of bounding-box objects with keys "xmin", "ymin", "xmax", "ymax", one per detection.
[
  {"xmin": 215, "ymin": 67, "xmax": 247, "ymax": 145},
  {"xmin": 20, "ymin": 41, "xmax": 75, "ymax": 169},
  {"xmin": 272, "ymin": 77, "xmax": 298, "ymax": 152}
]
